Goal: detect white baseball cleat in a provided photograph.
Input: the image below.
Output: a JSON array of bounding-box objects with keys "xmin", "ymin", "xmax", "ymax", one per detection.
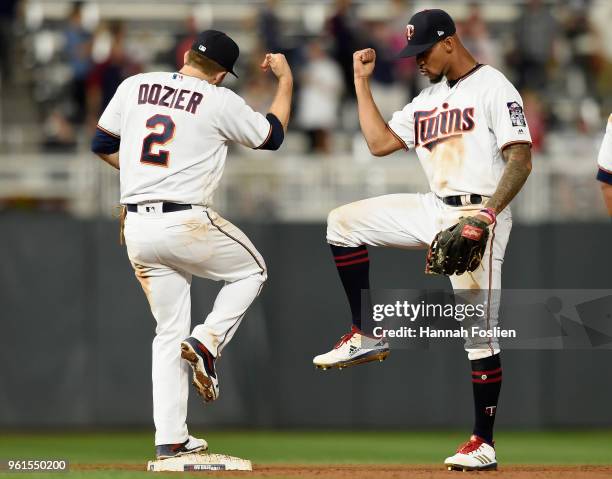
[
  {"xmin": 444, "ymin": 435, "xmax": 497, "ymax": 471},
  {"xmin": 155, "ymin": 435, "xmax": 208, "ymax": 460},
  {"xmin": 313, "ymin": 326, "xmax": 390, "ymax": 370}
]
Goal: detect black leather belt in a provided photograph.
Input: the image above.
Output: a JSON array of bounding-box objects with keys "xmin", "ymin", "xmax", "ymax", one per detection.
[
  {"xmin": 442, "ymin": 194, "xmax": 483, "ymax": 207},
  {"xmin": 126, "ymin": 202, "xmax": 192, "ymax": 213}
]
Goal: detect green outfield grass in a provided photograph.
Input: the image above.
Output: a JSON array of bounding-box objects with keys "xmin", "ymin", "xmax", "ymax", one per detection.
[{"xmin": 0, "ymin": 430, "xmax": 611, "ymax": 478}]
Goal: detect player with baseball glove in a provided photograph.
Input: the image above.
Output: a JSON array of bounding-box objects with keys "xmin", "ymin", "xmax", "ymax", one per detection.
[
  {"xmin": 313, "ymin": 9, "xmax": 532, "ymax": 471},
  {"xmin": 426, "ymin": 215, "xmax": 490, "ymax": 276}
]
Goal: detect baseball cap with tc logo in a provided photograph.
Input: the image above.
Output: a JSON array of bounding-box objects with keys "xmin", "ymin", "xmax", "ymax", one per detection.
[
  {"xmin": 191, "ymin": 30, "xmax": 240, "ymax": 77},
  {"xmin": 398, "ymin": 9, "xmax": 456, "ymax": 58}
]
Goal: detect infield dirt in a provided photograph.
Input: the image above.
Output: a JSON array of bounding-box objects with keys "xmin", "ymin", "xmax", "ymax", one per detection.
[{"xmin": 74, "ymin": 463, "xmax": 612, "ymax": 478}]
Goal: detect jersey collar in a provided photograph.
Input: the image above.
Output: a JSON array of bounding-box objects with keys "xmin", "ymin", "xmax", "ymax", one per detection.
[{"xmin": 447, "ymin": 63, "xmax": 484, "ymax": 89}]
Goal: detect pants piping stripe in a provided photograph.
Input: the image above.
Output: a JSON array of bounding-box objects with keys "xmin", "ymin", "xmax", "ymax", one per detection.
[
  {"xmin": 217, "ymin": 282, "xmax": 265, "ymax": 353},
  {"xmin": 486, "ymin": 222, "xmax": 497, "ymax": 356},
  {"xmin": 205, "ymin": 210, "xmax": 265, "ymax": 275}
]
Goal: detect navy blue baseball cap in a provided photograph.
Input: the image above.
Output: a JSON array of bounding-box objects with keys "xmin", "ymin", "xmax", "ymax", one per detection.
[
  {"xmin": 191, "ymin": 30, "xmax": 239, "ymax": 77},
  {"xmin": 398, "ymin": 9, "xmax": 456, "ymax": 58}
]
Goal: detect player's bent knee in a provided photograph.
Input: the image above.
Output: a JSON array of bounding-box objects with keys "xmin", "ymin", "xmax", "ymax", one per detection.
[
  {"xmin": 326, "ymin": 206, "xmax": 343, "ymax": 229},
  {"xmin": 327, "ymin": 204, "xmax": 360, "ymax": 229},
  {"xmin": 326, "ymin": 205, "xmax": 360, "ymax": 246}
]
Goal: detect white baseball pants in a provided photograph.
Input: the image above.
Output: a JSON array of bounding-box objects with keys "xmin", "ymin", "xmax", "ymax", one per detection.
[
  {"xmin": 326, "ymin": 192, "xmax": 512, "ymax": 360},
  {"xmin": 123, "ymin": 204, "xmax": 266, "ymax": 445}
]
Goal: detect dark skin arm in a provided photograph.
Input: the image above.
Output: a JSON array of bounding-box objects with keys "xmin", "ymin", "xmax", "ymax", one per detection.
[
  {"xmin": 601, "ymin": 182, "xmax": 612, "ymax": 216},
  {"xmin": 477, "ymin": 143, "xmax": 532, "ymax": 223},
  {"xmin": 353, "ymin": 48, "xmax": 405, "ymax": 156},
  {"xmin": 95, "ymin": 152, "xmax": 120, "ymax": 170}
]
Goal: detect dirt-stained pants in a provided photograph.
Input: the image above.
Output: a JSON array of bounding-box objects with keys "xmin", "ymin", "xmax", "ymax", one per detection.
[{"xmin": 124, "ymin": 203, "xmax": 266, "ymax": 445}]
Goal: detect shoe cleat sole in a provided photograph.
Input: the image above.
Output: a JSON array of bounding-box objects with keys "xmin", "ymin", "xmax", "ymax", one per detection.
[
  {"xmin": 181, "ymin": 343, "xmax": 216, "ymax": 403},
  {"xmin": 314, "ymin": 350, "xmax": 390, "ymax": 370},
  {"xmin": 157, "ymin": 444, "xmax": 208, "ymax": 460},
  {"xmin": 446, "ymin": 463, "xmax": 497, "ymax": 472}
]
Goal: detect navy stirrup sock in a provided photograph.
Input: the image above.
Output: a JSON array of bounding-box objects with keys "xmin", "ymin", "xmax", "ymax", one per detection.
[
  {"xmin": 470, "ymin": 353, "xmax": 502, "ymax": 445},
  {"xmin": 330, "ymin": 244, "xmax": 372, "ymax": 331}
]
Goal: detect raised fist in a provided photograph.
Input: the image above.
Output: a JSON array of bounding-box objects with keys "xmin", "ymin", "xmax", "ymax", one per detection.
[
  {"xmin": 353, "ymin": 48, "xmax": 377, "ymax": 79},
  {"xmin": 260, "ymin": 53, "xmax": 293, "ymax": 81}
]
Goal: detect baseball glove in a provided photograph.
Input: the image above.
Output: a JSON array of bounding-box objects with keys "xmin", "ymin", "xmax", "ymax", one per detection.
[{"xmin": 425, "ymin": 216, "xmax": 490, "ymax": 276}]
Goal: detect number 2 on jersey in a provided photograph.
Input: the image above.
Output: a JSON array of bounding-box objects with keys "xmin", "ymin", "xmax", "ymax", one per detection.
[{"xmin": 140, "ymin": 114, "xmax": 175, "ymax": 167}]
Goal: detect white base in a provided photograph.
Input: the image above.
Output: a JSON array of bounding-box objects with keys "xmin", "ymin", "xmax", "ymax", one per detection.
[{"xmin": 147, "ymin": 453, "xmax": 252, "ymax": 472}]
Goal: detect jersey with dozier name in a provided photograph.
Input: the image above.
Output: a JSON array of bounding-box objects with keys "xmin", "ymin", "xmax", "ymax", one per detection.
[
  {"xmin": 97, "ymin": 71, "xmax": 272, "ymax": 205},
  {"xmin": 388, "ymin": 64, "xmax": 532, "ymax": 197}
]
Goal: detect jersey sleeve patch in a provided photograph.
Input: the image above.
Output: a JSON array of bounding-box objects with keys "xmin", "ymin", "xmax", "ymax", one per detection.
[{"xmin": 507, "ymin": 101, "xmax": 526, "ymax": 127}]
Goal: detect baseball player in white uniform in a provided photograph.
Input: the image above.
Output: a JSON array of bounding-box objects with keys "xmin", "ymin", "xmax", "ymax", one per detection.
[
  {"xmin": 596, "ymin": 114, "xmax": 612, "ymax": 215},
  {"xmin": 91, "ymin": 30, "xmax": 293, "ymax": 460},
  {"xmin": 313, "ymin": 10, "xmax": 532, "ymax": 471}
]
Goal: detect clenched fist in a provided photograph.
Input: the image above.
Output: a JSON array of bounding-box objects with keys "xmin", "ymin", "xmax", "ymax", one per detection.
[
  {"xmin": 260, "ymin": 53, "xmax": 293, "ymax": 82},
  {"xmin": 353, "ymin": 48, "xmax": 376, "ymax": 79}
]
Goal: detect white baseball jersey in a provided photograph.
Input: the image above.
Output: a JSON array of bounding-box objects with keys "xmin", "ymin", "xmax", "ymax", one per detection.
[
  {"xmin": 388, "ymin": 64, "xmax": 532, "ymax": 197},
  {"xmin": 97, "ymin": 72, "xmax": 272, "ymax": 205},
  {"xmin": 597, "ymin": 114, "xmax": 612, "ymax": 179}
]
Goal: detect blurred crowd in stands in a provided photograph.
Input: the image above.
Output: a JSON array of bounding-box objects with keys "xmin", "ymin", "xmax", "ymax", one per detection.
[{"xmin": 0, "ymin": 0, "xmax": 610, "ymax": 156}]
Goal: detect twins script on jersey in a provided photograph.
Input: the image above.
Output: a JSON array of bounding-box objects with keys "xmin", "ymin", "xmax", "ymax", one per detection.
[
  {"xmin": 97, "ymin": 72, "xmax": 272, "ymax": 205},
  {"xmin": 388, "ymin": 65, "xmax": 532, "ymax": 197}
]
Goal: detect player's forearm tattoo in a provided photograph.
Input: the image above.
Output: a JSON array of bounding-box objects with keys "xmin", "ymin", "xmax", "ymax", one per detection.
[{"xmin": 486, "ymin": 143, "xmax": 532, "ymax": 213}]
